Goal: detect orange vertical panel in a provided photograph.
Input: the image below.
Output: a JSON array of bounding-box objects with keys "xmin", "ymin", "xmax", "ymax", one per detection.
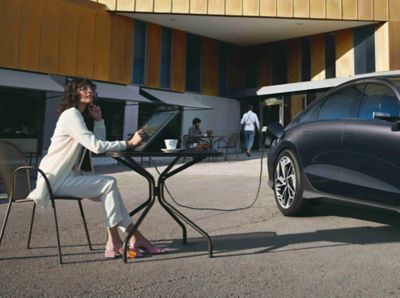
[
  {"xmin": 260, "ymin": 0, "xmax": 277, "ymax": 16},
  {"xmin": 310, "ymin": 34, "xmax": 325, "ymax": 80},
  {"xmin": 374, "ymin": 0, "xmax": 388, "ymax": 21},
  {"xmin": 389, "ymin": 22, "xmax": 400, "ymax": 69},
  {"xmin": 389, "ymin": 0, "xmax": 400, "ymax": 21},
  {"xmin": 277, "ymin": 0, "xmax": 294, "ymax": 17},
  {"xmin": 336, "ymin": 28, "xmax": 354, "ymax": 77},
  {"xmin": 310, "ymin": 0, "xmax": 325, "ymax": 18},
  {"xmin": 124, "ymin": 18, "xmax": 133, "ymax": 83},
  {"xmin": 201, "ymin": 38, "xmax": 218, "ymax": 96},
  {"xmin": 39, "ymin": 0, "xmax": 61, "ymax": 74},
  {"xmin": 326, "ymin": 0, "xmax": 342, "ymax": 19},
  {"xmin": 208, "ymin": 0, "xmax": 225, "ymax": 15},
  {"xmin": 226, "ymin": 0, "xmax": 242, "ymax": 15},
  {"xmin": 109, "ymin": 15, "xmax": 127, "ymax": 83},
  {"xmin": 191, "ymin": 0, "xmax": 207, "ymax": 14},
  {"xmin": 76, "ymin": 9, "xmax": 96, "ymax": 78},
  {"xmin": 294, "ymin": 0, "xmax": 310, "ymax": 18},
  {"xmin": 117, "ymin": 0, "xmax": 136, "ymax": 11},
  {"xmin": 288, "ymin": 39, "xmax": 301, "ymax": 83},
  {"xmin": 243, "ymin": 0, "xmax": 260, "ymax": 16},
  {"xmin": 358, "ymin": 0, "xmax": 373, "ymax": 20},
  {"xmin": 0, "ymin": 0, "xmax": 22, "ymax": 68},
  {"xmin": 136, "ymin": 0, "xmax": 154, "ymax": 11},
  {"xmin": 257, "ymin": 45, "xmax": 272, "ymax": 86},
  {"xmin": 94, "ymin": 12, "xmax": 111, "ymax": 81},
  {"xmin": 145, "ymin": 23, "xmax": 161, "ymax": 88},
  {"xmin": 19, "ymin": 0, "xmax": 45, "ymax": 71},
  {"xmin": 342, "ymin": 0, "xmax": 357, "ymax": 20},
  {"xmin": 58, "ymin": 3, "xmax": 79, "ymax": 76},
  {"xmin": 171, "ymin": 30, "xmax": 186, "ymax": 92},
  {"xmin": 154, "ymin": 0, "xmax": 172, "ymax": 12},
  {"xmin": 172, "ymin": 0, "xmax": 190, "ymax": 13}
]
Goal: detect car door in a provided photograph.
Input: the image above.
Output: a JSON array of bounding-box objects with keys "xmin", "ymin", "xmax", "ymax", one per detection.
[
  {"xmin": 296, "ymin": 85, "xmax": 362, "ymax": 195},
  {"xmin": 342, "ymin": 82, "xmax": 400, "ymax": 205}
]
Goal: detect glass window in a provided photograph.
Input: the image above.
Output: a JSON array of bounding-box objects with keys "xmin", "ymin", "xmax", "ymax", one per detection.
[
  {"xmin": 325, "ymin": 33, "xmax": 336, "ymax": 79},
  {"xmin": 160, "ymin": 27, "xmax": 172, "ymax": 89},
  {"xmin": 218, "ymin": 42, "xmax": 228, "ymax": 96},
  {"xmin": 354, "ymin": 25, "xmax": 376, "ymax": 75},
  {"xmin": 296, "ymin": 102, "xmax": 320, "ymax": 124},
  {"xmin": 185, "ymin": 34, "xmax": 201, "ymax": 92},
  {"xmin": 318, "ymin": 86, "xmax": 360, "ymax": 120},
  {"xmin": 133, "ymin": 21, "xmax": 146, "ymax": 85},
  {"xmin": 301, "ymin": 38, "xmax": 311, "ymax": 82},
  {"xmin": 272, "ymin": 42, "xmax": 288, "ymax": 85},
  {"xmin": 358, "ymin": 84, "xmax": 400, "ymax": 119}
]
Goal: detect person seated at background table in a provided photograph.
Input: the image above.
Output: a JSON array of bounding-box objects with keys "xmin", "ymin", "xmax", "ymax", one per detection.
[
  {"xmin": 28, "ymin": 77, "xmax": 166, "ymax": 259},
  {"xmin": 187, "ymin": 117, "xmax": 209, "ymax": 151}
]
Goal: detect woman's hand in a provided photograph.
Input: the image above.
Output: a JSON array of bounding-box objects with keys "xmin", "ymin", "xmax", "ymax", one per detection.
[
  {"xmin": 126, "ymin": 129, "xmax": 146, "ymax": 148},
  {"xmin": 88, "ymin": 104, "xmax": 102, "ymax": 121}
]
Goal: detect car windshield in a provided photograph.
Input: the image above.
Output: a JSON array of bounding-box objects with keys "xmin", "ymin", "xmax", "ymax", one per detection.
[{"xmin": 386, "ymin": 77, "xmax": 400, "ymax": 92}]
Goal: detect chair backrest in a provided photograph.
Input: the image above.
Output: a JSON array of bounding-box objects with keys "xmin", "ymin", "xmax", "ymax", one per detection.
[
  {"xmin": 182, "ymin": 134, "xmax": 189, "ymax": 149},
  {"xmin": 0, "ymin": 141, "xmax": 32, "ymax": 201},
  {"xmin": 227, "ymin": 133, "xmax": 239, "ymax": 147}
]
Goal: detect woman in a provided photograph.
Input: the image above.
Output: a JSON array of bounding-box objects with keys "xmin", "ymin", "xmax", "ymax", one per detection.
[{"xmin": 28, "ymin": 78, "xmax": 166, "ymax": 258}]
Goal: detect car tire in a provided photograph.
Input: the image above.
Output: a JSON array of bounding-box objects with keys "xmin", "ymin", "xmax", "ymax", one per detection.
[{"xmin": 273, "ymin": 149, "xmax": 306, "ymax": 216}]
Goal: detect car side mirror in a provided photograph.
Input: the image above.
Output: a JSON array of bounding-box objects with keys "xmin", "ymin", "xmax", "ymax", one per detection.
[{"xmin": 264, "ymin": 122, "xmax": 284, "ymax": 147}]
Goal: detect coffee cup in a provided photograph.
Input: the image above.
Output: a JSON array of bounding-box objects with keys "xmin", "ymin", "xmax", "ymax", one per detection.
[{"xmin": 164, "ymin": 139, "xmax": 178, "ymax": 150}]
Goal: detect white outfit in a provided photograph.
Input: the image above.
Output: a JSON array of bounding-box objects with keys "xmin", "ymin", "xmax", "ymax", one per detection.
[
  {"xmin": 241, "ymin": 111, "xmax": 260, "ymax": 131},
  {"xmin": 28, "ymin": 107, "xmax": 131, "ymax": 229}
]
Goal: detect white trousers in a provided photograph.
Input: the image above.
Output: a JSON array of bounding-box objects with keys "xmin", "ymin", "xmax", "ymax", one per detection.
[{"xmin": 54, "ymin": 172, "xmax": 133, "ymax": 231}]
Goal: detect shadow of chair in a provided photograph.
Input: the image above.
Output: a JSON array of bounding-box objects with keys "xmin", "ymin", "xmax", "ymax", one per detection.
[
  {"xmin": 0, "ymin": 141, "xmax": 93, "ymax": 264},
  {"xmin": 217, "ymin": 133, "xmax": 240, "ymax": 161}
]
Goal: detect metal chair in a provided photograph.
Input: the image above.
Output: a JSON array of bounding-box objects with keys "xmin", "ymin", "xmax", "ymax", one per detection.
[
  {"xmin": 217, "ymin": 133, "xmax": 240, "ymax": 161},
  {"xmin": 0, "ymin": 141, "xmax": 92, "ymax": 264}
]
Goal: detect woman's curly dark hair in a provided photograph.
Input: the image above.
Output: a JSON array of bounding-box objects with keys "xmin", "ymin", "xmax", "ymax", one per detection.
[{"xmin": 57, "ymin": 78, "xmax": 96, "ymax": 117}]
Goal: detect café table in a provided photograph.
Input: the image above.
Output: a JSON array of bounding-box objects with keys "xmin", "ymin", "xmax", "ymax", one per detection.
[
  {"xmin": 105, "ymin": 149, "xmax": 223, "ymax": 263},
  {"xmin": 198, "ymin": 135, "xmax": 224, "ymax": 150}
]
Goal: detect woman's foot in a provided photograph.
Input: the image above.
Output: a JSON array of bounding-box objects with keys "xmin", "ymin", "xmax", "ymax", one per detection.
[
  {"xmin": 105, "ymin": 241, "xmax": 143, "ymax": 259},
  {"xmin": 131, "ymin": 240, "xmax": 168, "ymax": 255}
]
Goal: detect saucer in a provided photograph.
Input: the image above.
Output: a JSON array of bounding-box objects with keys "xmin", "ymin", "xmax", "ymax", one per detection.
[{"xmin": 161, "ymin": 148, "xmax": 184, "ymax": 153}]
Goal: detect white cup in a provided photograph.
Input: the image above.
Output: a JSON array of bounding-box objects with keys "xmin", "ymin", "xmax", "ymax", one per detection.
[{"xmin": 164, "ymin": 139, "xmax": 178, "ymax": 149}]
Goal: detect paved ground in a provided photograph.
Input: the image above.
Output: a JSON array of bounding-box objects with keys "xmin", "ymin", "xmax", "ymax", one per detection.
[{"xmin": 1, "ymin": 152, "xmax": 400, "ymax": 297}]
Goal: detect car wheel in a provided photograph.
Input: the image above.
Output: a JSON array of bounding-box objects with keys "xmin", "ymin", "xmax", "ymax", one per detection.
[{"xmin": 274, "ymin": 149, "xmax": 305, "ymax": 216}]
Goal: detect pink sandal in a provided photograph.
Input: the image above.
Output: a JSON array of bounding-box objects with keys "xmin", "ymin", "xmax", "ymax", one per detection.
[
  {"xmin": 131, "ymin": 241, "xmax": 168, "ymax": 255},
  {"xmin": 104, "ymin": 247, "xmax": 143, "ymax": 259}
]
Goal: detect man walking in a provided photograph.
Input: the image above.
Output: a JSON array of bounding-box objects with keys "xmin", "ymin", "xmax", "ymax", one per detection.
[{"xmin": 240, "ymin": 105, "xmax": 260, "ymax": 157}]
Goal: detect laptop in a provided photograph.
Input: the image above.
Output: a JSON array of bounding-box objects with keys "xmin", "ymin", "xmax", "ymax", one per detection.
[{"xmin": 131, "ymin": 110, "xmax": 180, "ymax": 151}]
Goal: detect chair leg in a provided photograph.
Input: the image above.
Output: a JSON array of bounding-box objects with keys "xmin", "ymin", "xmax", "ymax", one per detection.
[
  {"xmin": 51, "ymin": 200, "xmax": 63, "ymax": 265},
  {"xmin": 0, "ymin": 201, "xmax": 13, "ymax": 246},
  {"xmin": 27, "ymin": 203, "xmax": 36, "ymax": 249},
  {"xmin": 77, "ymin": 200, "xmax": 92, "ymax": 250}
]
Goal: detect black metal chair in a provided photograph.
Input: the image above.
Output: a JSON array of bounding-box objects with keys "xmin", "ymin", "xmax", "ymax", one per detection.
[
  {"xmin": 217, "ymin": 133, "xmax": 240, "ymax": 161},
  {"xmin": 0, "ymin": 141, "xmax": 92, "ymax": 264}
]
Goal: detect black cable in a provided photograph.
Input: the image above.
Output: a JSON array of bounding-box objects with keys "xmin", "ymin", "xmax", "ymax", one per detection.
[{"xmin": 150, "ymin": 148, "xmax": 265, "ymax": 212}]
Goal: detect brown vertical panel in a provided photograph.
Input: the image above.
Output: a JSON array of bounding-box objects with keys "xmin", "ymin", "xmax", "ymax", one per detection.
[
  {"xmin": 243, "ymin": 0, "xmax": 260, "ymax": 16},
  {"xmin": 288, "ymin": 39, "xmax": 301, "ymax": 83},
  {"xmin": 154, "ymin": 0, "xmax": 172, "ymax": 12},
  {"xmin": 19, "ymin": 0, "xmax": 45, "ymax": 71},
  {"xmin": 145, "ymin": 23, "xmax": 161, "ymax": 88},
  {"xmin": 277, "ymin": 0, "xmax": 294, "ymax": 17},
  {"xmin": 358, "ymin": 0, "xmax": 373, "ymax": 20},
  {"xmin": 389, "ymin": 22, "xmax": 400, "ymax": 69},
  {"xmin": 109, "ymin": 15, "xmax": 127, "ymax": 82},
  {"xmin": 310, "ymin": 0, "xmax": 325, "ymax": 18},
  {"xmin": 389, "ymin": 0, "xmax": 400, "ymax": 21},
  {"xmin": 172, "ymin": 0, "xmax": 190, "ymax": 13},
  {"xmin": 39, "ymin": 0, "xmax": 61, "ymax": 74},
  {"xmin": 94, "ymin": 12, "xmax": 111, "ymax": 81},
  {"xmin": 76, "ymin": 9, "xmax": 96, "ymax": 78},
  {"xmin": 117, "ymin": 0, "xmax": 135, "ymax": 11},
  {"xmin": 310, "ymin": 34, "xmax": 325, "ymax": 80},
  {"xmin": 336, "ymin": 28, "xmax": 354, "ymax": 77},
  {"xmin": 171, "ymin": 30, "xmax": 186, "ymax": 92},
  {"xmin": 191, "ymin": 0, "xmax": 207, "ymax": 14},
  {"xmin": 291, "ymin": 95, "xmax": 304, "ymax": 121},
  {"xmin": 201, "ymin": 38, "xmax": 218, "ymax": 96},
  {"xmin": 294, "ymin": 0, "xmax": 310, "ymax": 18},
  {"xmin": 260, "ymin": 0, "xmax": 277, "ymax": 16},
  {"xmin": 226, "ymin": 0, "xmax": 242, "ymax": 15},
  {"xmin": 342, "ymin": 0, "xmax": 357, "ymax": 19},
  {"xmin": 326, "ymin": 0, "xmax": 342, "ymax": 19},
  {"xmin": 0, "ymin": 0, "xmax": 22, "ymax": 68},
  {"xmin": 375, "ymin": 22, "xmax": 390, "ymax": 71},
  {"xmin": 136, "ymin": 0, "xmax": 154, "ymax": 11},
  {"xmin": 123, "ymin": 18, "xmax": 133, "ymax": 83},
  {"xmin": 208, "ymin": 0, "xmax": 225, "ymax": 15},
  {"xmin": 58, "ymin": 2, "xmax": 79, "ymax": 76},
  {"xmin": 374, "ymin": 0, "xmax": 388, "ymax": 21},
  {"xmin": 257, "ymin": 45, "xmax": 272, "ymax": 86}
]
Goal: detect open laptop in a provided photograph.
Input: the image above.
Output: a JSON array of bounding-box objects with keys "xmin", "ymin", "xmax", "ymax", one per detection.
[{"xmin": 131, "ymin": 110, "xmax": 180, "ymax": 151}]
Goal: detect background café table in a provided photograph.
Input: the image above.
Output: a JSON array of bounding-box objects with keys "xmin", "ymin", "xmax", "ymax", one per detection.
[{"xmin": 106, "ymin": 149, "xmax": 223, "ymax": 263}]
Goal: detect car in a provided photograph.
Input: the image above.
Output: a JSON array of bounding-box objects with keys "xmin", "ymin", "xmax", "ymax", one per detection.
[{"xmin": 266, "ymin": 75, "xmax": 400, "ymax": 216}]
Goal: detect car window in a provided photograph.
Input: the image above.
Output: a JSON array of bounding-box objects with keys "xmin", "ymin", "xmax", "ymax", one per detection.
[
  {"xmin": 358, "ymin": 83, "xmax": 400, "ymax": 119},
  {"xmin": 318, "ymin": 86, "xmax": 360, "ymax": 120},
  {"xmin": 296, "ymin": 102, "xmax": 320, "ymax": 124}
]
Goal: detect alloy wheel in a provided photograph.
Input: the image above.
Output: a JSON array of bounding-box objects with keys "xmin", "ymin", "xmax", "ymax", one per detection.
[{"xmin": 274, "ymin": 155, "xmax": 296, "ymax": 209}]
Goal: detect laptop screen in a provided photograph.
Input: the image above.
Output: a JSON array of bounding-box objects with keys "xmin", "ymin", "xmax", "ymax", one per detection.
[{"xmin": 133, "ymin": 110, "xmax": 180, "ymax": 151}]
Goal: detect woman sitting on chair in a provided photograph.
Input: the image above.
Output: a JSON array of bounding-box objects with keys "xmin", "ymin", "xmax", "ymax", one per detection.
[{"xmin": 28, "ymin": 78, "xmax": 166, "ymax": 259}]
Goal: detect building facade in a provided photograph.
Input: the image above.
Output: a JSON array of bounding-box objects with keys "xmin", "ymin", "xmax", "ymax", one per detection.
[{"xmin": 1, "ymin": 0, "xmax": 400, "ymax": 154}]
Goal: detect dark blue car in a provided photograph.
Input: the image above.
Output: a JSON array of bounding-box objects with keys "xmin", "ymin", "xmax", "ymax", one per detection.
[{"xmin": 267, "ymin": 76, "xmax": 400, "ymax": 216}]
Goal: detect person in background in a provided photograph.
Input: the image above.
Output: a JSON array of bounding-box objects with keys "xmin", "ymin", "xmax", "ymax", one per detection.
[
  {"xmin": 240, "ymin": 104, "xmax": 260, "ymax": 157},
  {"xmin": 28, "ymin": 78, "xmax": 166, "ymax": 259},
  {"xmin": 187, "ymin": 117, "xmax": 209, "ymax": 151}
]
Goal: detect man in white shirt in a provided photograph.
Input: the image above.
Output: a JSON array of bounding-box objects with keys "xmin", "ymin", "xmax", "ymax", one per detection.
[{"xmin": 240, "ymin": 105, "xmax": 260, "ymax": 157}]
